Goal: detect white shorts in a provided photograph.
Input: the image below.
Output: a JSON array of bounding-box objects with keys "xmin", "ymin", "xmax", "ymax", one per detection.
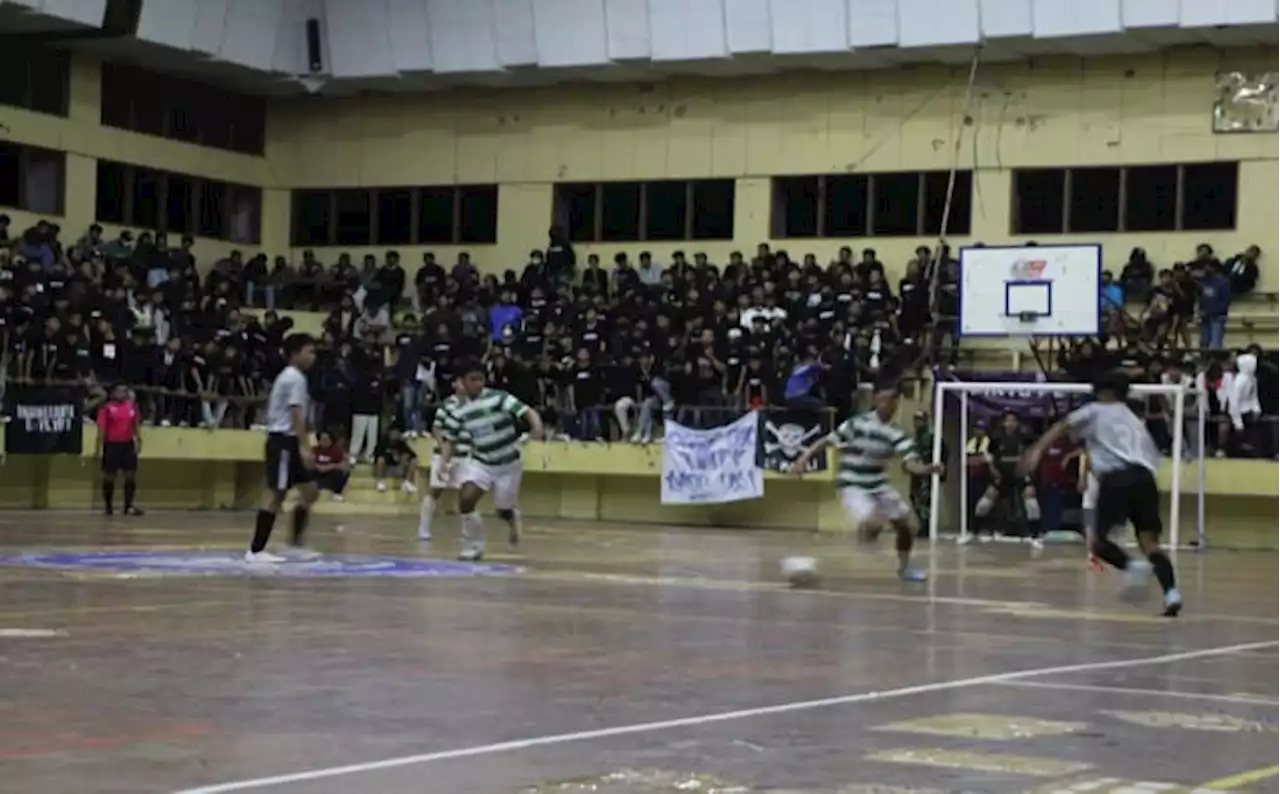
[
  {"xmin": 1082, "ymin": 473, "xmax": 1100, "ymax": 510},
  {"xmin": 428, "ymin": 455, "xmax": 459, "ymax": 490},
  {"xmin": 455, "ymin": 459, "xmax": 524, "ymax": 510},
  {"xmin": 839, "ymin": 486, "xmax": 911, "ymax": 526}
]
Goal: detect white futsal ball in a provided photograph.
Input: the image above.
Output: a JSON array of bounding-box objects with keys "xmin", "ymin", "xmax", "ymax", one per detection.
[{"xmin": 781, "ymin": 556, "xmax": 820, "ymax": 588}]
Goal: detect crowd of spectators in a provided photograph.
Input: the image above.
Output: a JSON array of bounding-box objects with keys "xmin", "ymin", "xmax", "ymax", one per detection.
[{"xmin": 0, "ymin": 214, "xmax": 1272, "ymax": 459}]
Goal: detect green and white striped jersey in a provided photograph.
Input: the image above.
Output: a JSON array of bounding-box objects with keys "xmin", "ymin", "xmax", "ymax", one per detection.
[
  {"xmin": 827, "ymin": 410, "xmax": 918, "ymax": 490},
  {"xmin": 438, "ymin": 388, "xmax": 528, "ymax": 466},
  {"xmin": 431, "ymin": 395, "xmax": 472, "ymax": 458}
]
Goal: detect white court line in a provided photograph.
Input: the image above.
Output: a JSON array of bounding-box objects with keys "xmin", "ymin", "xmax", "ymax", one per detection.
[
  {"xmin": 172, "ymin": 639, "xmax": 1278, "ymax": 794},
  {"xmin": 996, "ymin": 679, "xmax": 1280, "ymax": 706}
]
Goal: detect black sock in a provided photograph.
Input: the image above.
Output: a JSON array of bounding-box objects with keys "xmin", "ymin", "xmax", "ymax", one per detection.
[
  {"xmin": 250, "ymin": 509, "xmax": 277, "ymax": 553},
  {"xmin": 123, "ymin": 480, "xmax": 136, "ymax": 510},
  {"xmin": 102, "ymin": 481, "xmax": 115, "ymax": 513},
  {"xmin": 1148, "ymin": 550, "xmax": 1177, "ymax": 593},
  {"xmin": 291, "ymin": 506, "xmax": 310, "ymax": 547},
  {"xmin": 1092, "ymin": 537, "xmax": 1131, "ymax": 571}
]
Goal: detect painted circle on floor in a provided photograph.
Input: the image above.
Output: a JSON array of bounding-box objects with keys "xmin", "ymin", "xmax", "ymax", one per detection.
[{"xmin": 0, "ymin": 551, "xmax": 520, "ymax": 578}]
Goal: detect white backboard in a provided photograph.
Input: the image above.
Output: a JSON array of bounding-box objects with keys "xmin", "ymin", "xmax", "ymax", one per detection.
[{"xmin": 958, "ymin": 244, "xmax": 1101, "ymax": 338}]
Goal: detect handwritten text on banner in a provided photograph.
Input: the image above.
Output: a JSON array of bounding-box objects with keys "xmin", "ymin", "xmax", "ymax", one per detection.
[{"xmin": 661, "ymin": 413, "xmax": 764, "ymax": 505}]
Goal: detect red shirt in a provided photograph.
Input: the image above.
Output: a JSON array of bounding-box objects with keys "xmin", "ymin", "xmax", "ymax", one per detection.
[
  {"xmin": 98, "ymin": 399, "xmax": 139, "ymax": 444},
  {"xmin": 1039, "ymin": 437, "xmax": 1079, "ymax": 489},
  {"xmin": 313, "ymin": 444, "xmax": 345, "ymax": 468}
]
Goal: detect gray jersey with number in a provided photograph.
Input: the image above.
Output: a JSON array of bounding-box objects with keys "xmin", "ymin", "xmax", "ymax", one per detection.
[
  {"xmin": 266, "ymin": 366, "xmax": 309, "ymax": 435},
  {"xmin": 1065, "ymin": 401, "xmax": 1160, "ymax": 475}
]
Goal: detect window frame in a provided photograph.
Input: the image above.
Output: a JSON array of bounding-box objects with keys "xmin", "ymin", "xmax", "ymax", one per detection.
[
  {"xmin": 1010, "ymin": 162, "xmax": 1240, "ymax": 235},
  {"xmin": 0, "ymin": 141, "xmax": 66, "ymax": 216},
  {"xmin": 551, "ymin": 179, "xmax": 736, "ymax": 243},
  {"xmin": 288, "ymin": 185, "xmax": 500, "ymax": 247},
  {"xmin": 770, "ymin": 171, "xmax": 972, "ymax": 239},
  {"xmin": 95, "ymin": 159, "xmax": 261, "ymax": 244}
]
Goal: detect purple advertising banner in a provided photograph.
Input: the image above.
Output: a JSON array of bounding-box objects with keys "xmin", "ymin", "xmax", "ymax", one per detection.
[{"xmin": 934, "ymin": 371, "xmax": 1090, "ymax": 418}]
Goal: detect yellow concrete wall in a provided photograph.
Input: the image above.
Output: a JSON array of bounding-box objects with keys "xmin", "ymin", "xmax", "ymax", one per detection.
[
  {"xmin": 266, "ymin": 46, "xmax": 1277, "ymax": 288},
  {"xmin": 0, "ymin": 426, "xmax": 1274, "ymax": 549},
  {"xmin": 0, "ymin": 53, "xmax": 291, "ymax": 259}
]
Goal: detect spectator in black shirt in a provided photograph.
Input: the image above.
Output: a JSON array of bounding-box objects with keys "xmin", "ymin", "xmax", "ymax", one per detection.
[
  {"xmin": 565, "ymin": 348, "xmax": 604, "ymax": 440},
  {"xmin": 581, "ymin": 254, "xmax": 609, "ymax": 299},
  {"xmin": 546, "ymin": 226, "xmax": 576, "ymax": 287},
  {"xmin": 374, "ymin": 426, "xmax": 418, "ymax": 493}
]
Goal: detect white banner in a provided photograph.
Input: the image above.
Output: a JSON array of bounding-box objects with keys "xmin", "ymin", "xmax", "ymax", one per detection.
[{"xmin": 660, "ymin": 412, "xmax": 764, "ymax": 505}]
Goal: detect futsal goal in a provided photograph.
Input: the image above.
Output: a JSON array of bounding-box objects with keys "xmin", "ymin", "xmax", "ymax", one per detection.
[{"xmin": 925, "ymin": 379, "xmax": 1207, "ymax": 551}]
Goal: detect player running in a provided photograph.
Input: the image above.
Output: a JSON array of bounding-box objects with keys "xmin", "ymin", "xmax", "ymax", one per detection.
[
  {"xmin": 1019, "ymin": 370, "xmax": 1181, "ymax": 616},
  {"xmin": 436, "ymin": 361, "xmax": 545, "ymax": 562},
  {"xmin": 790, "ymin": 381, "xmax": 944, "ymax": 582}
]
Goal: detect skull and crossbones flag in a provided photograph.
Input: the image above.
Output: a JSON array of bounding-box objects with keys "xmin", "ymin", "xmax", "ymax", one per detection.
[{"xmin": 759, "ymin": 409, "xmax": 828, "ymax": 473}]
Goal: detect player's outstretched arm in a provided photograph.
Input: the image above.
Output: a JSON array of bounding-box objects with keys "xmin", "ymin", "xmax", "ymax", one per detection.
[
  {"xmin": 520, "ymin": 407, "xmax": 545, "ymax": 441},
  {"xmin": 1018, "ymin": 418, "xmax": 1069, "ymax": 477},
  {"xmin": 790, "ymin": 436, "xmax": 831, "ymax": 476}
]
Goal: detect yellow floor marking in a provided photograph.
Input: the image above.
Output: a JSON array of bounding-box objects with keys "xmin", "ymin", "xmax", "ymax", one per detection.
[
  {"xmin": 1102, "ymin": 710, "xmax": 1279, "ymax": 733},
  {"xmin": 875, "ymin": 713, "xmax": 1087, "ymax": 740},
  {"xmin": 866, "ymin": 747, "xmax": 1091, "ymax": 777},
  {"xmin": 1198, "ymin": 764, "xmax": 1280, "ymax": 790}
]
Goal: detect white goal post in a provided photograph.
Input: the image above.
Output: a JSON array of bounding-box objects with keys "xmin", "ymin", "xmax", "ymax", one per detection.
[{"xmin": 926, "ymin": 380, "xmax": 1207, "ymax": 550}]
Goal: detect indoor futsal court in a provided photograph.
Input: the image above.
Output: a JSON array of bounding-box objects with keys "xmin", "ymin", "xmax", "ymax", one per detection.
[{"xmin": 0, "ymin": 512, "xmax": 1276, "ymax": 794}]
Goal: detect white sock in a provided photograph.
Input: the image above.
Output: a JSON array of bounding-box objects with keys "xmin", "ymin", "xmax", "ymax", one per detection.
[
  {"xmin": 1023, "ymin": 497, "xmax": 1041, "ymax": 521},
  {"xmin": 419, "ymin": 495, "xmax": 436, "ymax": 536},
  {"xmin": 461, "ymin": 511, "xmax": 485, "ymax": 549}
]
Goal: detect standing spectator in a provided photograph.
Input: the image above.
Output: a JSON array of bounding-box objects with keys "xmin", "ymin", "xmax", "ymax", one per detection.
[
  {"xmin": 1194, "ymin": 263, "xmax": 1231, "ymax": 350},
  {"xmin": 348, "ymin": 352, "xmax": 383, "ymax": 463},
  {"xmin": 1225, "ymin": 245, "xmax": 1260, "ymax": 297},
  {"xmin": 488, "ymin": 289, "xmax": 523, "ymax": 342},
  {"xmin": 1036, "ymin": 431, "xmax": 1080, "ymax": 538},
  {"xmin": 545, "ymin": 226, "xmax": 576, "ymax": 287},
  {"xmin": 565, "ymin": 348, "xmax": 604, "ymax": 439},
  {"xmin": 393, "ymin": 327, "xmax": 425, "ymax": 435},
  {"xmin": 1120, "ymin": 247, "xmax": 1154, "ymax": 300},
  {"xmin": 313, "ymin": 430, "xmax": 350, "ymax": 500},
  {"xmin": 1228, "ymin": 351, "xmax": 1262, "ymax": 457}
]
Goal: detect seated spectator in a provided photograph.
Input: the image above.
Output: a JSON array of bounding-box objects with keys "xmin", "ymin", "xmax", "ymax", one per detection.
[
  {"xmin": 1120, "ymin": 247, "xmax": 1154, "ymax": 300},
  {"xmin": 1225, "ymin": 245, "xmax": 1260, "ymax": 297},
  {"xmin": 373, "ymin": 427, "xmax": 418, "ymax": 493},
  {"xmin": 313, "ymin": 430, "xmax": 350, "ymax": 501}
]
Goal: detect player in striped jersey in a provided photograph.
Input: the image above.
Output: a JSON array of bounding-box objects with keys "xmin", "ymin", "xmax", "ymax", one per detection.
[
  {"xmin": 418, "ymin": 378, "xmax": 470, "ymax": 542},
  {"xmin": 790, "ymin": 382, "xmax": 944, "ymax": 582},
  {"xmin": 438, "ymin": 360, "xmax": 545, "ymax": 561}
]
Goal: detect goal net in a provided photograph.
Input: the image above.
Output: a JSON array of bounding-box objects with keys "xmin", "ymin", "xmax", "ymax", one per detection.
[{"xmin": 925, "ymin": 379, "xmax": 1207, "ymax": 550}]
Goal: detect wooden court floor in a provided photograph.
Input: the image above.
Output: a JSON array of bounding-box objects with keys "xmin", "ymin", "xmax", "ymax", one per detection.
[{"xmin": 0, "ymin": 511, "xmax": 1276, "ymax": 794}]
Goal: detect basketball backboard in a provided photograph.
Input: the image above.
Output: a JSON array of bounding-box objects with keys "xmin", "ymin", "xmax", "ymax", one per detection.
[{"xmin": 957, "ymin": 244, "xmax": 1101, "ymax": 338}]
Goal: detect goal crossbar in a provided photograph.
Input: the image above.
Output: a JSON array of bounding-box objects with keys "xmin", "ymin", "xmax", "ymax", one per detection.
[{"xmin": 926, "ymin": 380, "xmax": 1207, "ymax": 549}]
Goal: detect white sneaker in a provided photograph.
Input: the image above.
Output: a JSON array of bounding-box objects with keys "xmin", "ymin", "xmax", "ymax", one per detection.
[
  {"xmin": 160, "ymin": 419, "xmax": 172, "ymax": 427},
  {"xmin": 1119, "ymin": 559, "xmax": 1153, "ymax": 603},
  {"xmin": 401, "ymin": 480, "xmax": 418, "ymax": 494},
  {"xmin": 417, "ymin": 526, "xmax": 431, "ymax": 542},
  {"xmin": 331, "ymin": 493, "xmax": 345, "ymax": 502},
  {"xmin": 956, "ymin": 533, "xmax": 975, "ymax": 546},
  {"xmin": 979, "ymin": 534, "xmax": 994, "ymax": 544},
  {"xmin": 278, "ymin": 546, "xmax": 321, "ymax": 562},
  {"xmin": 1029, "ymin": 537, "xmax": 1045, "ymax": 552},
  {"xmin": 376, "ymin": 480, "xmax": 387, "ymax": 492},
  {"xmin": 457, "ymin": 546, "xmax": 484, "ymax": 562},
  {"xmin": 244, "ymin": 550, "xmax": 287, "ymax": 565}
]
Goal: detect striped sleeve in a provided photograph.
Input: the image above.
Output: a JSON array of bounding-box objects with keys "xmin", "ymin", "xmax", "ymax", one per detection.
[
  {"xmin": 437, "ymin": 405, "xmax": 462, "ymax": 442},
  {"xmin": 893, "ymin": 430, "xmax": 919, "ymax": 461},
  {"xmin": 498, "ymin": 390, "xmax": 527, "ymax": 417},
  {"xmin": 827, "ymin": 418, "xmax": 855, "ymax": 446}
]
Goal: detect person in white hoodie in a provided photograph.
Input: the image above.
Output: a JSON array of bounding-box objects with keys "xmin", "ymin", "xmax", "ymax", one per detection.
[{"xmin": 1228, "ymin": 352, "xmax": 1261, "ymax": 457}]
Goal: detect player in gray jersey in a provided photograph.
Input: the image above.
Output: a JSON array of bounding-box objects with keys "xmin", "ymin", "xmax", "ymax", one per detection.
[
  {"xmin": 1020, "ymin": 370, "xmax": 1181, "ymax": 616},
  {"xmin": 246, "ymin": 334, "xmax": 320, "ymax": 565},
  {"xmin": 790, "ymin": 381, "xmax": 944, "ymax": 582}
]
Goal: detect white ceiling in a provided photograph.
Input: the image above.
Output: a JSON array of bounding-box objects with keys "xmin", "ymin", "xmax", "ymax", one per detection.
[{"xmin": 0, "ymin": 0, "xmax": 1275, "ymax": 97}]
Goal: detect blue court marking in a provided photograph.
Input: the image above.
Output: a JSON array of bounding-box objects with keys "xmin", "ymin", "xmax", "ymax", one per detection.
[{"xmin": 0, "ymin": 551, "xmax": 520, "ymax": 578}]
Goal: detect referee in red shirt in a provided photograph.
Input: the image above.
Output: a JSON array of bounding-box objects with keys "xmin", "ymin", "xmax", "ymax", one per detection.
[{"xmin": 96, "ymin": 383, "xmax": 143, "ymax": 516}]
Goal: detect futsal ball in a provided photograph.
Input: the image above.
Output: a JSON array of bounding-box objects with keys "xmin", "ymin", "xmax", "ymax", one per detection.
[{"xmin": 781, "ymin": 556, "xmax": 820, "ymax": 588}]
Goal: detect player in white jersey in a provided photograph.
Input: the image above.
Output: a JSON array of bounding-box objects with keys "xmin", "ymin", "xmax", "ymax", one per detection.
[
  {"xmin": 418, "ymin": 378, "xmax": 468, "ymax": 541},
  {"xmin": 1021, "ymin": 370, "xmax": 1181, "ymax": 616},
  {"xmin": 791, "ymin": 382, "xmax": 944, "ymax": 582},
  {"xmin": 438, "ymin": 361, "xmax": 545, "ymax": 561},
  {"xmin": 246, "ymin": 334, "xmax": 320, "ymax": 565}
]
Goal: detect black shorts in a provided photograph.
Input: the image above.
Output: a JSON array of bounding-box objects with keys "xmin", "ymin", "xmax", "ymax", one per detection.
[
  {"xmin": 265, "ymin": 433, "xmax": 315, "ymax": 492},
  {"xmin": 101, "ymin": 441, "xmax": 138, "ymax": 474},
  {"xmin": 1095, "ymin": 465, "xmax": 1162, "ymax": 537}
]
